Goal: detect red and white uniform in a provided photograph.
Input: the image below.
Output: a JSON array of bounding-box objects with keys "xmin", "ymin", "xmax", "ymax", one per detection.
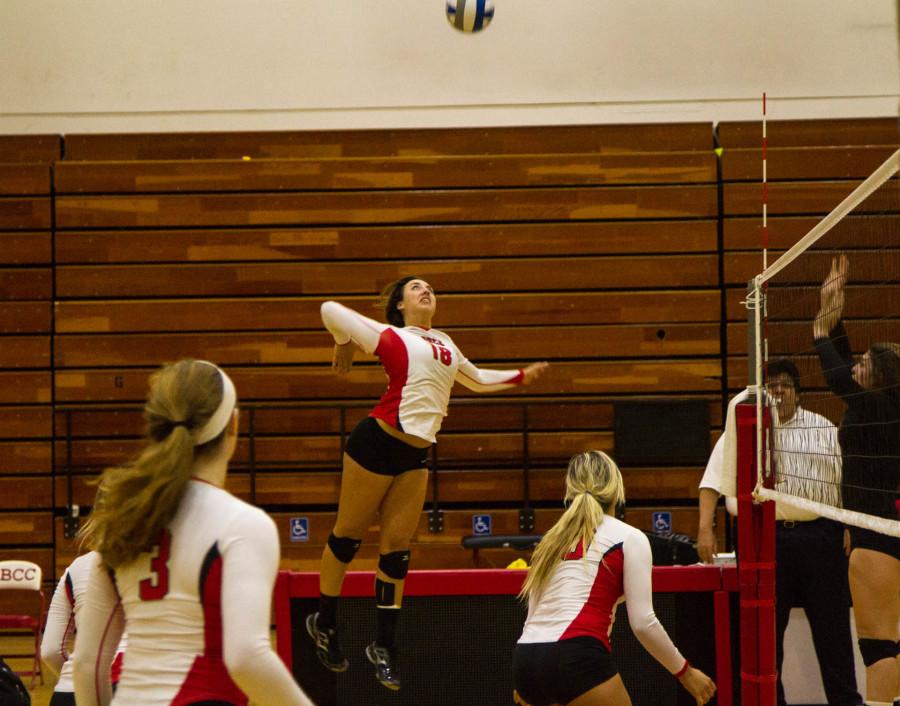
[
  {"xmin": 73, "ymin": 480, "xmax": 312, "ymax": 706},
  {"xmin": 518, "ymin": 516, "xmax": 686, "ymax": 675},
  {"xmin": 41, "ymin": 552, "xmax": 125, "ymax": 692},
  {"xmin": 321, "ymin": 301, "xmax": 524, "ymax": 442},
  {"xmin": 42, "ymin": 552, "xmax": 92, "ymax": 692}
]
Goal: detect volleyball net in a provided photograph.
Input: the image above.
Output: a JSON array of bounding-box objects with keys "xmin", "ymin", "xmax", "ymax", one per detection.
[{"xmin": 747, "ymin": 146, "xmax": 900, "ymax": 538}]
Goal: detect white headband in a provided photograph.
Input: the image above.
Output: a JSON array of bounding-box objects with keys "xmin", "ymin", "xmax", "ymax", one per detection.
[{"xmin": 193, "ymin": 361, "xmax": 237, "ymax": 446}]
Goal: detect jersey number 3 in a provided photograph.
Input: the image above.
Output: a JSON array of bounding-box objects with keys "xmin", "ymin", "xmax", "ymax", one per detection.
[{"xmin": 139, "ymin": 529, "xmax": 172, "ymax": 601}]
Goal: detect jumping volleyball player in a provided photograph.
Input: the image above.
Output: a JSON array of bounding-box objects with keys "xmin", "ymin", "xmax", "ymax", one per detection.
[
  {"xmin": 307, "ymin": 276, "xmax": 548, "ymax": 690},
  {"xmin": 72, "ymin": 359, "xmax": 315, "ymax": 706},
  {"xmin": 514, "ymin": 451, "xmax": 716, "ymax": 706}
]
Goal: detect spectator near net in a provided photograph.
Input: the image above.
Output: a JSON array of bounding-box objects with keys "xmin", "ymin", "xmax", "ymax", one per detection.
[
  {"xmin": 514, "ymin": 450, "xmax": 715, "ymax": 706},
  {"xmin": 813, "ymin": 255, "xmax": 900, "ymax": 706},
  {"xmin": 308, "ymin": 276, "xmax": 547, "ymax": 691}
]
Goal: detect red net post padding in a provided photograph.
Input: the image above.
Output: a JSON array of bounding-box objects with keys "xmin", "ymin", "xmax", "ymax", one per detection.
[{"xmin": 735, "ymin": 402, "xmax": 776, "ymax": 706}]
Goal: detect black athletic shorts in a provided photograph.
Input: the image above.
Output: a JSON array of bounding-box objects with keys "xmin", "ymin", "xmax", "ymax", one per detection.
[
  {"xmin": 513, "ymin": 636, "xmax": 619, "ymax": 706},
  {"xmin": 849, "ymin": 525, "xmax": 900, "ymax": 561},
  {"xmin": 345, "ymin": 417, "xmax": 429, "ymax": 476}
]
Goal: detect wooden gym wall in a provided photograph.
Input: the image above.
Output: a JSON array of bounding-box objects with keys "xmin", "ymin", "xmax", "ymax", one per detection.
[{"xmin": 0, "ymin": 118, "xmax": 897, "ymax": 586}]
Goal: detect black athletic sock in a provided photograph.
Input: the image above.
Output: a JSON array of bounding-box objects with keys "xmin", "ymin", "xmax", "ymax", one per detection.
[
  {"xmin": 376, "ymin": 606, "xmax": 399, "ymax": 648},
  {"xmin": 318, "ymin": 593, "xmax": 339, "ymax": 629}
]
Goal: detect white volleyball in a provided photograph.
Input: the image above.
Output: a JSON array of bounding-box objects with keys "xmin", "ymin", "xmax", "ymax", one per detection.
[{"xmin": 446, "ymin": 0, "xmax": 495, "ymax": 33}]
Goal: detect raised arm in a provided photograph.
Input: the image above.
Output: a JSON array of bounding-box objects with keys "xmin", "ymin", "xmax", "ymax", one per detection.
[
  {"xmin": 321, "ymin": 301, "xmax": 391, "ymax": 374},
  {"xmin": 41, "ymin": 570, "xmax": 74, "ymax": 677},
  {"xmin": 72, "ymin": 558, "xmax": 124, "ymax": 706},
  {"xmin": 320, "ymin": 301, "xmax": 388, "ymax": 355},
  {"xmin": 812, "ymin": 255, "xmax": 860, "ymax": 399},
  {"xmin": 815, "ymin": 321, "xmax": 861, "ymax": 399},
  {"xmin": 220, "ymin": 510, "xmax": 316, "ymax": 706},
  {"xmin": 813, "ymin": 255, "xmax": 847, "ymax": 342},
  {"xmin": 454, "ymin": 356, "xmax": 547, "ymax": 393}
]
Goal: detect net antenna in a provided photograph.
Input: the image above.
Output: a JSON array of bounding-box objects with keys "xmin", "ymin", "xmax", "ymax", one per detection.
[{"xmin": 749, "ymin": 146, "xmax": 900, "ymax": 537}]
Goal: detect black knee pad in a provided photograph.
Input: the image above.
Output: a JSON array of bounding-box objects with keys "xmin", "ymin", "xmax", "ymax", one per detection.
[
  {"xmin": 375, "ymin": 578, "xmax": 396, "ymax": 607},
  {"xmin": 857, "ymin": 638, "xmax": 899, "ymax": 667},
  {"xmin": 327, "ymin": 533, "xmax": 362, "ymax": 564},
  {"xmin": 378, "ymin": 550, "xmax": 410, "ymax": 581}
]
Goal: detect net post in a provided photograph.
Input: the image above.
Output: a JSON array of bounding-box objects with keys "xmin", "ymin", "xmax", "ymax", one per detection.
[
  {"xmin": 736, "ymin": 400, "xmax": 776, "ymax": 706},
  {"xmin": 739, "ymin": 275, "xmax": 777, "ymax": 706},
  {"xmin": 746, "ymin": 275, "xmax": 769, "ymax": 488},
  {"xmin": 735, "ymin": 400, "xmax": 777, "ymax": 706}
]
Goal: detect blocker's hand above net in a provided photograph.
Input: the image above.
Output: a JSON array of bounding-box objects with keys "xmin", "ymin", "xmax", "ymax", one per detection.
[{"xmin": 814, "ymin": 254, "xmax": 848, "ymax": 337}]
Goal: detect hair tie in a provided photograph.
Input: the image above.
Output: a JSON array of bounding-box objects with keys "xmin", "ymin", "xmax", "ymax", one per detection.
[{"xmin": 171, "ymin": 420, "xmax": 189, "ymax": 428}]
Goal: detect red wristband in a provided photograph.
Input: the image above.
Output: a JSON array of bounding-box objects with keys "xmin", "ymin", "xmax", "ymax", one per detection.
[{"xmin": 674, "ymin": 660, "xmax": 690, "ymax": 678}]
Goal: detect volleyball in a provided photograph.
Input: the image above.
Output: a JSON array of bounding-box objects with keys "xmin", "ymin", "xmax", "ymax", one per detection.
[{"xmin": 446, "ymin": 0, "xmax": 494, "ymax": 33}]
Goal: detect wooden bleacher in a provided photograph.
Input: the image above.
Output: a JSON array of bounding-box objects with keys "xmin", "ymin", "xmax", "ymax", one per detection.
[
  {"xmin": 0, "ymin": 136, "xmax": 58, "ymax": 604},
  {"xmin": 1, "ymin": 118, "xmax": 897, "ymax": 597},
  {"xmin": 48, "ymin": 122, "xmax": 722, "ymax": 575}
]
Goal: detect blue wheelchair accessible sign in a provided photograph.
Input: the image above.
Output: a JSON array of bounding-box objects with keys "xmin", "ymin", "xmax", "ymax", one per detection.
[
  {"xmin": 472, "ymin": 514, "xmax": 492, "ymax": 536},
  {"xmin": 289, "ymin": 517, "xmax": 309, "ymax": 543},
  {"xmin": 652, "ymin": 511, "xmax": 672, "ymax": 535}
]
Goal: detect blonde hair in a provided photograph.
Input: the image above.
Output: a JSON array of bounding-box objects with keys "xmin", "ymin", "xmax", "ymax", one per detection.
[
  {"xmin": 519, "ymin": 450, "xmax": 626, "ymax": 602},
  {"xmin": 81, "ymin": 359, "xmax": 233, "ymax": 568}
]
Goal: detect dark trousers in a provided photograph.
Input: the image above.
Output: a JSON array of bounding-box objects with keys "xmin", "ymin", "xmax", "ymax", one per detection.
[
  {"xmin": 775, "ymin": 518, "xmax": 861, "ymax": 706},
  {"xmin": 50, "ymin": 693, "xmax": 76, "ymax": 706}
]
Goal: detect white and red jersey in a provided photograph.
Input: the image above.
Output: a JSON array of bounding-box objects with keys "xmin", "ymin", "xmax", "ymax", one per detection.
[
  {"xmin": 321, "ymin": 301, "xmax": 524, "ymax": 442},
  {"xmin": 41, "ymin": 552, "xmax": 94, "ymax": 692},
  {"xmin": 42, "ymin": 552, "xmax": 128, "ymax": 694},
  {"xmin": 73, "ymin": 479, "xmax": 313, "ymax": 706},
  {"xmin": 518, "ymin": 516, "xmax": 686, "ymax": 675}
]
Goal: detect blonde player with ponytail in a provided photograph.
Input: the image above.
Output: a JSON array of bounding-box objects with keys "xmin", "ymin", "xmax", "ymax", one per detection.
[
  {"xmin": 514, "ymin": 451, "xmax": 715, "ymax": 706},
  {"xmin": 72, "ymin": 359, "xmax": 315, "ymax": 706}
]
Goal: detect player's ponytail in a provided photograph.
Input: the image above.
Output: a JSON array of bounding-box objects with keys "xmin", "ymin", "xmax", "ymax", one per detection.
[
  {"xmin": 519, "ymin": 451, "xmax": 625, "ymax": 602},
  {"xmin": 82, "ymin": 359, "xmax": 237, "ymax": 568}
]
